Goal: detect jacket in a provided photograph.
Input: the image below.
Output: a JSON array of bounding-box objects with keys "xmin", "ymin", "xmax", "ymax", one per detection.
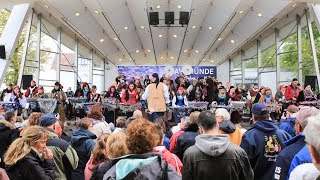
[
  {"xmin": 279, "ymin": 117, "xmax": 296, "ymax": 137},
  {"xmin": 90, "ymin": 161, "xmax": 112, "ymax": 180},
  {"xmin": 272, "ymin": 134, "xmax": 306, "ymax": 180},
  {"xmin": 170, "ymin": 130, "xmax": 184, "ymax": 152},
  {"xmin": 46, "ymin": 130, "xmax": 79, "ymax": 180},
  {"xmin": 92, "ymin": 119, "xmax": 111, "ymax": 137},
  {"xmin": 240, "ymin": 120, "xmax": 291, "ymax": 180},
  {"xmin": 289, "ymin": 163, "xmax": 320, "ymax": 180},
  {"xmin": 0, "ymin": 120, "xmax": 19, "ymax": 168},
  {"xmin": 152, "ymin": 146, "xmax": 183, "ymax": 175},
  {"xmin": 24, "ymin": 86, "xmax": 38, "ymax": 98},
  {"xmin": 287, "ymin": 145, "xmax": 312, "ymax": 176},
  {"xmin": 71, "ymin": 129, "xmax": 96, "ymax": 180},
  {"xmin": 173, "ymin": 124, "xmax": 199, "ymax": 160},
  {"xmin": 285, "ymin": 85, "xmax": 301, "ymax": 100},
  {"xmin": 102, "ymin": 154, "xmax": 181, "ymax": 180},
  {"xmin": 5, "ymin": 149, "xmax": 55, "ymax": 180},
  {"xmin": 219, "ymin": 120, "xmax": 242, "ymax": 145},
  {"xmin": 121, "ymin": 89, "xmax": 138, "ymax": 104},
  {"xmin": 183, "ymin": 134, "xmax": 254, "ymax": 180}
]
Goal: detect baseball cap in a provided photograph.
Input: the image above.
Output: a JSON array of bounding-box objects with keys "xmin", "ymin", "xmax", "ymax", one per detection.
[
  {"xmin": 286, "ymin": 105, "xmax": 299, "ymax": 113},
  {"xmin": 252, "ymin": 103, "xmax": 269, "ymax": 115}
]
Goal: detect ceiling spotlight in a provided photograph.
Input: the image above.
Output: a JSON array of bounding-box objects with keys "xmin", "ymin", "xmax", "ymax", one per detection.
[
  {"xmin": 218, "ymin": 38, "xmax": 222, "ymax": 41},
  {"xmin": 119, "ymin": 59, "xmax": 122, "ymax": 61},
  {"xmin": 195, "ymin": 50, "xmax": 199, "ymax": 53},
  {"xmin": 173, "ymin": 35, "xmax": 178, "ymax": 38},
  {"xmin": 114, "ymin": 38, "xmax": 118, "ymax": 40},
  {"xmin": 156, "ymin": 5, "xmax": 161, "ymax": 9},
  {"xmin": 239, "ymin": 11, "xmax": 243, "ymax": 14},
  {"xmin": 44, "ymin": 5, "xmax": 49, "ymax": 8},
  {"xmin": 140, "ymin": 26, "xmax": 145, "ymax": 29},
  {"xmin": 231, "ymin": 40, "xmax": 235, "ymax": 43},
  {"xmin": 192, "ymin": 25, "xmax": 196, "ymax": 29},
  {"xmin": 211, "ymin": 60, "xmax": 214, "ymax": 63},
  {"xmin": 94, "ymin": 10, "xmax": 99, "ymax": 14},
  {"xmin": 75, "ymin": 12, "xmax": 81, "ymax": 16},
  {"xmin": 124, "ymin": 26, "xmax": 128, "ymax": 30},
  {"xmin": 257, "ymin": 13, "xmax": 262, "ymax": 17},
  {"xmin": 147, "ymin": 49, "xmax": 151, "ymax": 52},
  {"xmin": 292, "ymin": 4, "xmax": 296, "ymax": 7},
  {"xmin": 170, "ymin": 57, "xmax": 174, "ymax": 59},
  {"xmin": 160, "ymin": 56, "xmax": 164, "ymax": 59},
  {"xmin": 136, "ymin": 50, "xmax": 140, "ymax": 53},
  {"xmin": 177, "ymin": 5, "xmax": 182, "ymax": 9},
  {"xmin": 159, "ymin": 34, "xmax": 163, "ymax": 38},
  {"xmin": 208, "ymin": 26, "xmax": 213, "ymax": 30},
  {"xmin": 184, "ymin": 50, "xmax": 188, "ymax": 52},
  {"xmin": 100, "ymin": 39, "xmax": 104, "ymax": 42}
]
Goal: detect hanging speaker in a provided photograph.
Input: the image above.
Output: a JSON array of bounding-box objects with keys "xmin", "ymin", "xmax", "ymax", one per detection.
[
  {"xmin": 0, "ymin": 45, "xmax": 5, "ymax": 59},
  {"xmin": 21, "ymin": 75, "xmax": 33, "ymax": 90},
  {"xmin": 149, "ymin": 12, "xmax": 159, "ymax": 25},
  {"xmin": 165, "ymin": 12, "xmax": 174, "ymax": 25},
  {"xmin": 179, "ymin": 11, "xmax": 189, "ymax": 25},
  {"xmin": 305, "ymin": 76, "xmax": 317, "ymax": 90}
]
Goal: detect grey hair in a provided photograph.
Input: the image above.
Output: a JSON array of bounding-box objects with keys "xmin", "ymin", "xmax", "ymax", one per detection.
[
  {"xmin": 304, "ymin": 112, "xmax": 320, "ymax": 156},
  {"xmin": 215, "ymin": 108, "xmax": 231, "ymax": 121},
  {"xmin": 181, "ymin": 116, "xmax": 191, "ymax": 128}
]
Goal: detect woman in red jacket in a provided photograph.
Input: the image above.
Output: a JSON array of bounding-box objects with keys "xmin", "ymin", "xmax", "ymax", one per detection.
[{"xmin": 121, "ymin": 82, "xmax": 138, "ymax": 104}]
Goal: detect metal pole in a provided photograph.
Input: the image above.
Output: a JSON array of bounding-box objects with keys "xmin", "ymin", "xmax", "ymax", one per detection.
[
  {"xmin": 74, "ymin": 39, "xmax": 78, "ymax": 91},
  {"xmin": 102, "ymin": 58, "xmax": 106, "ymax": 91},
  {"xmin": 306, "ymin": 10, "xmax": 320, "ymax": 92},
  {"xmin": 36, "ymin": 13, "xmax": 41, "ymax": 84},
  {"xmin": 89, "ymin": 49, "xmax": 93, "ymax": 85},
  {"xmin": 297, "ymin": 14, "xmax": 303, "ymax": 84},
  {"xmin": 56, "ymin": 27, "xmax": 61, "ymax": 82},
  {"xmin": 241, "ymin": 50, "xmax": 245, "ymax": 85},
  {"xmin": 275, "ymin": 28, "xmax": 280, "ymax": 88},
  {"xmin": 18, "ymin": 12, "xmax": 33, "ymax": 87},
  {"xmin": 257, "ymin": 40, "xmax": 262, "ymax": 87}
]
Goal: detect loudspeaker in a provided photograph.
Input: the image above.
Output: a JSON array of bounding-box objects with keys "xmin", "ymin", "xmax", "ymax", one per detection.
[
  {"xmin": 149, "ymin": 12, "xmax": 159, "ymax": 25},
  {"xmin": 165, "ymin": 12, "xmax": 174, "ymax": 25},
  {"xmin": 305, "ymin": 76, "xmax": 317, "ymax": 90},
  {"xmin": 0, "ymin": 45, "xmax": 5, "ymax": 59},
  {"xmin": 179, "ymin": 11, "xmax": 189, "ymax": 25},
  {"xmin": 21, "ymin": 75, "xmax": 33, "ymax": 90}
]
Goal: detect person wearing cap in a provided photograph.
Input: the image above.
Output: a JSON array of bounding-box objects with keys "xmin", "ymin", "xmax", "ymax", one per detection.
[
  {"xmin": 142, "ymin": 73, "xmax": 170, "ymax": 121},
  {"xmin": 24, "ymin": 80, "xmax": 38, "ymax": 98},
  {"xmin": 240, "ymin": 103, "xmax": 291, "ymax": 180},
  {"xmin": 89, "ymin": 85, "xmax": 100, "ymax": 102},
  {"xmin": 278, "ymin": 105, "xmax": 299, "ymax": 137},
  {"xmin": 34, "ymin": 86, "xmax": 49, "ymax": 99},
  {"xmin": 50, "ymin": 81, "xmax": 67, "ymax": 103},
  {"xmin": 39, "ymin": 114, "xmax": 79, "ymax": 180},
  {"xmin": 273, "ymin": 106, "xmax": 320, "ymax": 180},
  {"xmin": 285, "ymin": 78, "xmax": 301, "ymax": 102},
  {"xmin": 213, "ymin": 86, "xmax": 229, "ymax": 106},
  {"xmin": 183, "ymin": 110, "xmax": 254, "ymax": 180},
  {"xmin": 0, "ymin": 83, "xmax": 12, "ymax": 101},
  {"xmin": 172, "ymin": 86, "xmax": 189, "ymax": 124},
  {"xmin": 289, "ymin": 112, "xmax": 320, "ymax": 180}
]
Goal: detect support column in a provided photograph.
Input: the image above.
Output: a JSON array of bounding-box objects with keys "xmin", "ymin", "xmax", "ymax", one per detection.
[
  {"xmin": 0, "ymin": 3, "xmax": 31, "ymax": 84},
  {"xmin": 74, "ymin": 40, "xmax": 79, "ymax": 91},
  {"xmin": 56, "ymin": 27, "xmax": 61, "ymax": 82},
  {"xmin": 306, "ymin": 10, "xmax": 320, "ymax": 92},
  {"xmin": 241, "ymin": 50, "xmax": 245, "ymax": 85},
  {"xmin": 18, "ymin": 12, "xmax": 33, "ymax": 87},
  {"xmin": 275, "ymin": 28, "xmax": 280, "ymax": 87},
  {"xmin": 257, "ymin": 40, "xmax": 262, "ymax": 87},
  {"xmin": 89, "ymin": 50, "xmax": 93, "ymax": 85},
  {"xmin": 297, "ymin": 15, "xmax": 303, "ymax": 84},
  {"xmin": 36, "ymin": 14, "xmax": 41, "ymax": 84},
  {"xmin": 308, "ymin": 3, "xmax": 320, "ymax": 31},
  {"xmin": 102, "ymin": 59, "xmax": 105, "ymax": 91}
]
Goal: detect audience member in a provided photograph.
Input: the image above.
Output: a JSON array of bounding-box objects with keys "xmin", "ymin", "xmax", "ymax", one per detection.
[
  {"xmin": 87, "ymin": 104, "xmax": 111, "ymax": 137},
  {"xmin": 279, "ymin": 105, "xmax": 299, "ymax": 137}
]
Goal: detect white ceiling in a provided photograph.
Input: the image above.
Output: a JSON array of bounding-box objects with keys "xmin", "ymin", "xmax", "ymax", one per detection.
[{"xmin": 1, "ymin": 0, "xmax": 319, "ymax": 66}]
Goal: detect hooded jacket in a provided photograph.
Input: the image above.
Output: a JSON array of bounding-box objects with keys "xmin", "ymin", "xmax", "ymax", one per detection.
[
  {"xmin": 70, "ymin": 129, "xmax": 96, "ymax": 180},
  {"xmin": 173, "ymin": 124, "xmax": 199, "ymax": 160},
  {"xmin": 272, "ymin": 134, "xmax": 306, "ymax": 180},
  {"xmin": 183, "ymin": 134, "xmax": 253, "ymax": 180},
  {"xmin": 287, "ymin": 145, "xmax": 312, "ymax": 177},
  {"xmin": 219, "ymin": 120, "xmax": 243, "ymax": 145},
  {"xmin": 0, "ymin": 120, "xmax": 19, "ymax": 168},
  {"xmin": 240, "ymin": 120, "xmax": 291, "ymax": 180},
  {"xmin": 279, "ymin": 117, "xmax": 296, "ymax": 137}
]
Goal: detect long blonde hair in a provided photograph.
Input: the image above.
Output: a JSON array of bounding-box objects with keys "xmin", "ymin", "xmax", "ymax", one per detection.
[{"xmin": 4, "ymin": 126, "xmax": 49, "ymax": 165}]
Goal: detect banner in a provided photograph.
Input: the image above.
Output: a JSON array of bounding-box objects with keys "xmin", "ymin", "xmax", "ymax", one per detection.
[{"xmin": 117, "ymin": 66, "xmax": 217, "ymax": 80}]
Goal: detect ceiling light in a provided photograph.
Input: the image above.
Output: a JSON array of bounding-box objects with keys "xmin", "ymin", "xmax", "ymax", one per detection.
[
  {"xmin": 100, "ymin": 39, "xmax": 104, "ymax": 42},
  {"xmin": 159, "ymin": 34, "xmax": 163, "ymax": 38},
  {"xmin": 147, "ymin": 49, "xmax": 151, "ymax": 52},
  {"xmin": 211, "ymin": 60, "xmax": 214, "ymax": 63},
  {"xmin": 184, "ymin": 50, "xmax": 188, "ymax": 52},
  {"xmin": 195, "ymin": 50, "xmax": 199, "ymax": 53},
  {"xmin": 75, "ymin": 12, "xmax": 81, "ymax": 16},
  {"xmin": 292, "ymin": 4, "xmax": 296, "ymax": 7},
  {"xmin": 94, "ymin": 10, "xmax": 99, "ymax": 14},
  {"xmin": 140, "ymin": 26, "xmax": 145, "ymax": 29},
  {"xmin": 192, "ymin": 26, "xmax": 196, "ymax": 29},
  {"xmin": 136, "ymin": 50, "xmax": 140, "ymax": 53},
  {"xmin": 114, "ymin": 38, "xmax": 118, "ymax": 40},
  {"xmin": 156, "ymin": 5, "xmax": 161, "ymax": 9},
  {"xmin": 269, "ymin": 56, "xmax": 272, "ymax": 59},
  {"xmin": 44, "ymin": 5, "xmax": 49, "ymax": 8},
  {"xmin": 257, "ymin": 13, "xmax": 262, "ymax": 17},
  {"xmin": 119, "ymin": 59, "xmax": 122, "ymax": 61},
  {"xmin": 177, "ymin": 5, "xmax": 182, "ymax": 9},
  {"xmin": 124, "ymin": 26, "xmax": 128, "ymax": 30},
  {"xmin": 160, "ymin": 56, "xmax": 164, "ymax": 59},
  {"xmin": 170, "ymin": 57, "xmax": 174, "ymax": 59},
  {"xmin": 218, "ymin": 38, "xmax": 222, "ymax": 41},
  {"xmin": 208, "ymin": 26, "xmax": 213, "ymax": 30},
  {"xmin": 231, "ymin": 40, "xmax": 235, "ymax": 43},
  {"xmin": 173, "ymin": 35, "xmax": 178, "ymax": 38},
  {"xmin": 239, "ymin": 11, "xmax": 243, "ymax": 14}
]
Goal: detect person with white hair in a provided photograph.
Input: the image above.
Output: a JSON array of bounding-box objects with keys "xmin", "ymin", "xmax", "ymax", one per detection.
[
  {"xmin": 289, "ymin": 112, "xmax": 320, "ymax": 180},
  {"xmin": 215, "ymin": 108, "xmax": 243, "ymax": 145}
]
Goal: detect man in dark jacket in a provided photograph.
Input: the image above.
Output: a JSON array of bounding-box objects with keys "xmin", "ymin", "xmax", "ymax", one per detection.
[
  {"xmin": 183, "ymin": 111, "xmax": 253, "ymax": 180},
  {"xmin": 39, "ymin": 114, "xmax": 79, "ymax": 180},
  {"xmin": 0, "ymin": 111, "xmax": 19, "ymax": 168},
  {"xmin": 240, "ymin": 103, "xmax": 291, "ymax": 180}
]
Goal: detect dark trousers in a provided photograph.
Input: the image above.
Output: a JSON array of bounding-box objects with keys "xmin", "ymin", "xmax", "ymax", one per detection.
[{"xmin": 147, "ymin": 112, "xmax": 165, "ymax": 122}]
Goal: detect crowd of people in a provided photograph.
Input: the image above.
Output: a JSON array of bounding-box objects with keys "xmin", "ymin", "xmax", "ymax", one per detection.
[{"xmin": 1, "ymin": 73, "xmax": 320, "ymax": 179}]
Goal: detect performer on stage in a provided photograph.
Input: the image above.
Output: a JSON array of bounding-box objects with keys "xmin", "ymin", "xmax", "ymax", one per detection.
[
  {"xmin": 213, "ymin": 86, "xmax": 229, "ymax": 106},
  {"xmin": 0, "ymin": 83, "xmax": 13, "ymax": 101},
  {"xmin": 297, "ymin": 84, "xmax": 316, "ymax": 103},
  {"xmin": 275, "ymin": 85, "xmax": 286, "ymax": 102},
  {"xmin": 121, "ymin": 82, "xmax": 138, "ymax": 104},
  {"xmin": 34, "ymin": 86, "xmax": 48, "ymax": 99},
  {"xmin": 258, "ymin": 87, "xmax": 275, "ymax": 104},
  {"xmin": 50, "ymin": 82, "xmax": 67, "ymax": 126},
  {"xmin": 24, "ymin": 80, "xmax": 38, "ymax": 98},
  {"xmin": 74, "ymin": 83, "xmax": 84, "ymax": 98},
  {"xmin": 248, "ymin": 84, "xmax": 259, "ymax": 103},
  {"xmin": 89, "ymin": 85, "xmax": 100, "ymax": 102},
  {"xmin": 285, "ymin": 78, "xmax": 301, "ymax": 103},
  {"xmin": 4, "ymin": 86, "xmax": 26, "ymax": 115},
  {"xmin": 65, "ymin": 87, "xmax": 74, "ymax": 98},
  {"xmin": 172, "ymin": 87, "xmax": 189, "ymax": 107},
  {"xmin": 105, "ymin": 85, "xmax": 120, "ymax": 100},
  {"xmin": 188, "ymin": 85, "xmax": 203, "ymax": 102},
  {"xmin": 142, "ymin": 73, "xmax": 170, "ymax": 121}
]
